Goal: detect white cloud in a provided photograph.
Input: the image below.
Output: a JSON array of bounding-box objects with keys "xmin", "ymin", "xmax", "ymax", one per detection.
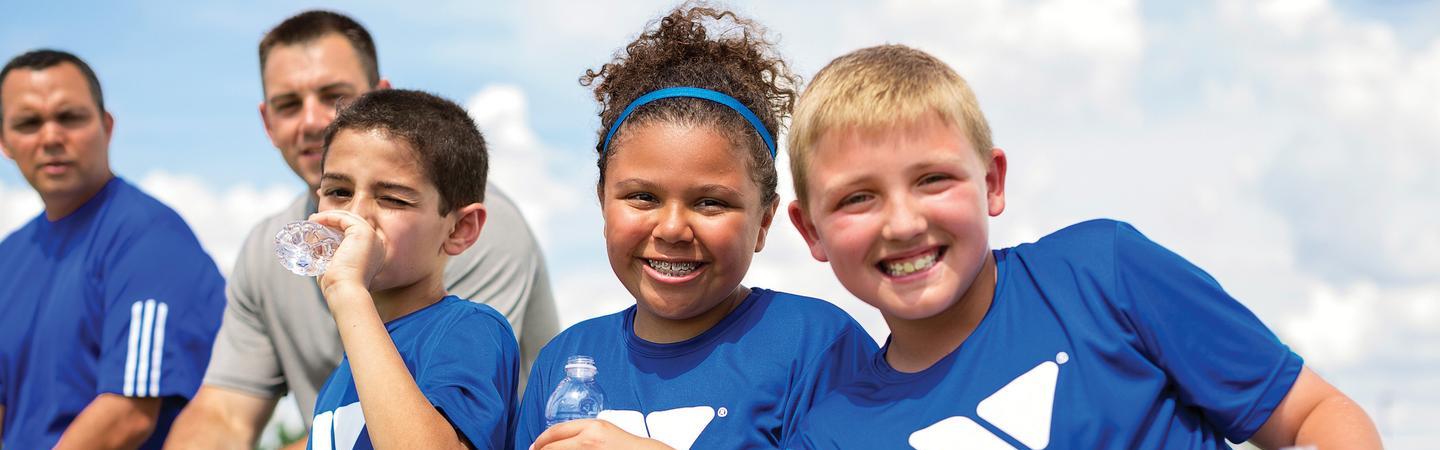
[
  {"xmin": 135, "ymin": 171, "xmax": 298, "ymax": 275},
  {"xmin": 0, "ymin": 180, "xmax": 42, "ymax": 236}
]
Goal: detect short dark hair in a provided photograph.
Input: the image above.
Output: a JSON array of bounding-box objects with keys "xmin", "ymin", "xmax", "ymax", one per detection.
[
  {"xmin": 322, "ymin": 89, "xmax": 488, "ymax": 215},
  {"xmin": 259, "ymin": 10, "xmax": 380, "ymax": 87},
  {"xmin": 0, "ymin": 49, "xmax": 106, "ymax": 124}
]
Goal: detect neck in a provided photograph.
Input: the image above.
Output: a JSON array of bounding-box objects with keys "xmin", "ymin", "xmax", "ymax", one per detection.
[
  {"xmin": 883, "ymin": 251, "xmax": 997, "ymax": 373},
  {"xmin": 369, "ymin": 271, "xmax": 448, "ymax": 322},
  {"xmin": 43, "ymin": 174, "xmax": 113, "ymax": 221},
  {"xmin": 633, "ymin": 285, "xmax": 750, "ymax": 344}
]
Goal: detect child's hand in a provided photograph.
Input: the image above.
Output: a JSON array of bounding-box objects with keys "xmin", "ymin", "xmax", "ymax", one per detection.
[
  {"xmin": 530, "ymin": 419, "xmax": 674, "ymax": 450},
  {"xmin": 308, "ymin": 210, "xmax": 385, "ymax": 299}
]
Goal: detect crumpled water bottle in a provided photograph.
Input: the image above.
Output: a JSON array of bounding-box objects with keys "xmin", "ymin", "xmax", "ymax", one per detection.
[
  {"xmin": 274, "ymin": 221, "xmax": 343, "ymax": 277},
  {"xmin": 544, "ymin": 355, "xmax": 606, "ymax": 428}
]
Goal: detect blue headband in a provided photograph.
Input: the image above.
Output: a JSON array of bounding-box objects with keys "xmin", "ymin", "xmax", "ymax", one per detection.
[{"xmin": 600, "ymin": 87, "xmax": 776, "ymax": 158}]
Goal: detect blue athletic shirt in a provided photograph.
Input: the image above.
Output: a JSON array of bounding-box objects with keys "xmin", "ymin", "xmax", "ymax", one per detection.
[
  {"xmin": 514, "ymin": 287, "xmax": 878, "ymax": 450},
  {"xmin": 0, "ymin": 177, "xmax": 225, "ymax": 449},
  {"xmin": 308, "ymin": 295, "xmax": 518, "ymax": 450},
  {"xmin": 786, "ymin": 220, "xmax": 1304, "ymax": 450}
]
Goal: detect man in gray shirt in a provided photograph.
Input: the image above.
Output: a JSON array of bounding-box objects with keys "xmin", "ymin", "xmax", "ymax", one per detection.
[{"xmin": 165, "ymin": 11, "xmax": 558, "ymax": 449}]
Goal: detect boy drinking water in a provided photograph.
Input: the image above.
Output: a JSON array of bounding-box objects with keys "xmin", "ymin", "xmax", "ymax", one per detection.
[
  {"xmin": 306, "ymin": 89, "xmax": 518, "ymax": 449},
  {"xmin": 784, "ymin": 45, "xmax": 1381, "ymax": 449}
]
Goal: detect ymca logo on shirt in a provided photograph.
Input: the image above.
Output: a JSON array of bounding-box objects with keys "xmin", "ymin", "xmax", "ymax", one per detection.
[
  {"xmin": 311, "ymin": 402, "xmax": 367, "ymax": 450},
  {"xmin": 909, "ymin": 353, "xmax": 1068, "ymax": 450},
  {"xmin": 597, "ymin": 406, "xmax": 719, "ymax": 450}
]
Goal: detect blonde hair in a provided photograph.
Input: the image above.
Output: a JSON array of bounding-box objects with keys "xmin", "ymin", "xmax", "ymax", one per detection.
[{"xmin": 788, "ymin": 44, "xmax": 993, "ymax": 205}]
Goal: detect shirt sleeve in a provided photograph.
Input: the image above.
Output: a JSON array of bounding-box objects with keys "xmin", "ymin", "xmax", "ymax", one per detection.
[
  {"xmin": 199, "ymin": 243, "xmax": 287, "ymax": 398},
  {"xmin": 419, "ymin": 309, "xmax": 520, "ymax": 450},
  {"xmin": 443, "ymin": 185, "xmax": 558, "ymax": 387},
  {"xmin": 96, "ymin": 220, "xmax": 227, "ymax": 400},
  {"xmin": 780, "ymin": 321, "xmax": 879, "ymax": 445},
  {"xmin": 1111, "ymin": 222, "xmax": 1303, "ymax": 443},
  {"xmin": 513, "ymin": 343, "xmax": 556, "ymax": 450}
]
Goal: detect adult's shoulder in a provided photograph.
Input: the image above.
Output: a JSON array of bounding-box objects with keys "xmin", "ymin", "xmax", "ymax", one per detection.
[{"xmin": 101, "ymin": 178, "xmax": 210, "ymax": 252}]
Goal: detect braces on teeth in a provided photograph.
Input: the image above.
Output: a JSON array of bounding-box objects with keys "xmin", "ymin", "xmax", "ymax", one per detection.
[
  {"xmin": 648, "ymin": 259, "xmax": 699, "ymax": 276},
  {"xmin": 885, "ymin": 252, "xmax": 936, "ymax": 276}
]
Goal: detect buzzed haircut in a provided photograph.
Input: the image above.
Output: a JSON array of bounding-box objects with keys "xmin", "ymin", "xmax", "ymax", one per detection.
[
  {"xmin": 259, "ymin": 10, "xmax": 380, "ymax": 87},
  {"xmin": 0, "ymin": 49, "xmax": 106, "ymax": 124},
  {"xmin": 788, "ymin": 44, "xmax": 993, "ymax": 206},
  {"xmin": 322, "ymin": 89, "xmax": 488, "ymax": 215}
]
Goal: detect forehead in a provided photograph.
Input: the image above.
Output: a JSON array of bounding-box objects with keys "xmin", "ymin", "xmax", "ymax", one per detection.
[
  {"xmin": 1, "ymin": 63, "xmax": 97, "ymax": 110},
  {"xmin": 324, "ymin": 128, "xmax": 426, "ymax": 179},
  {"xmin": 610, "ymin": 122, "xmax": 755, "ymax": 185},
  {"xmin": 261, "ymin": 33, "xmax": 368, "ymax": 91}
]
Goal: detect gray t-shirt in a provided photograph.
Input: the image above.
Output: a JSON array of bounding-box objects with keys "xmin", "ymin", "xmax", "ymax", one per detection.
[{"xmin": 202, "ymin": 184, "xmax": 557, "ymax": 427}]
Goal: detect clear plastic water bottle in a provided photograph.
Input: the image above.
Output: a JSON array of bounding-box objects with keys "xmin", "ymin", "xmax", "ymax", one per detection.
[
  {"xmin": 544, "ymin": 355, "xmax": 605, "ymax": 428},
  {"xmin": 273, "ymin": 221, "xmax": 343, "ymax": 277}
]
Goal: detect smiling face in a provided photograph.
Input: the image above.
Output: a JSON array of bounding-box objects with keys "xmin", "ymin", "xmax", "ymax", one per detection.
[
  {"xmin": 601, "ymin": 121, "xmax": 777, "ymax": 334},
  {"xmin": 261, "ymin": 33, "xmax": 379, "ymax": 191},
  {"xmin": 792, "ymin": 112, "xmax": 1006, "ymax": 321},
  {"xmin": 317, "ymin": 128, "xmax": 456, "ymax": 294},
  {"xmin": 0, "ymin": 62, "xmax": 114, "ymax": 219}
]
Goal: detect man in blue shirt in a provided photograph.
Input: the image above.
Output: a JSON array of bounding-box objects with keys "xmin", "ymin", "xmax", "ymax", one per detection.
[{"xmin": 0, "ymin": 49, "xmax": 226, "ymax": 449}]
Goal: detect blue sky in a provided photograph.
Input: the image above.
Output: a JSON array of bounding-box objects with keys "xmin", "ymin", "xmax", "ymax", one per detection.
[{"xmin": 4, "ymin": 0, "xmax": 1438, "ymax": 446}]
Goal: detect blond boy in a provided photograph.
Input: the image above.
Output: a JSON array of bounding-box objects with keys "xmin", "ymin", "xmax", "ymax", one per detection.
[{"xmin": 784, "ymin": 44, "xmax": 1380, "ymax": 449}]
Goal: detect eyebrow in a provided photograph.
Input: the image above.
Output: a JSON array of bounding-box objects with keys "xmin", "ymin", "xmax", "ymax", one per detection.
[
  {"xmin": 321, "ymin": 173, "xmax": 424, "ymax": 197},
  {"xmin": 693, "ymin": 184, "xmax": 742, "ymax": 198},
  {"xmin": 267, "ymin": 82, "xmax": 357, "ymax": 106}
]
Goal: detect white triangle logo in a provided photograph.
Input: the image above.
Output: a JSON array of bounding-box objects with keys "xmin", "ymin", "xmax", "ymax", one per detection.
[
  {"xmin": 310, "ymin": 401, "xmax": 367, "ymax": 450},
  {"xmin": 976, "ymin": 360, "xmax": 1060, "ymax": 449},
  {"xmin": 597, "ymin": 406, "xmax": 716, "ymax": 450},
  {"xmin": 909, "ymin": 353, "xmax": 1066, "ymax": 449},
  {"xmin": 908, "ymin": 416, "xmax": 1016, "ymax": 450}
]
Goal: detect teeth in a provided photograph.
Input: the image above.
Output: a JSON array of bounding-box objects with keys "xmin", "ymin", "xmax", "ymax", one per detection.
[
  {"xmin": 647, "ymin": 259, "xmax": 700, "ymax": 277},
  {"xmin": 884, "ymin": 251, "xmax": 937, "ymax": 277}
]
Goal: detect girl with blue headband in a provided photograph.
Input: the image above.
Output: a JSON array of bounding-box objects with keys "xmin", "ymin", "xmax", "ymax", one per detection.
[{"xmin": 515, "ymin": 4, "xmax": 877, "ymax": 449}]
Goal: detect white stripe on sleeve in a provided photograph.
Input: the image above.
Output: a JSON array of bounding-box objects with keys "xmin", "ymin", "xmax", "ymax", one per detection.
[
  {"xmin": 123, "ymin": 301, "xmax": 142, "ymax": 396},
  {"xmin": 149, "ymin": 301, "xmax": 168, "ymax": 396},
  {"xmin": 135, "ymin": 299, "xmax": 157, "ymax": 397}
]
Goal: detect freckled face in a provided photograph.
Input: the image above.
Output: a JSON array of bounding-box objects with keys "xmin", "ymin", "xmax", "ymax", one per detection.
[{"xmin": 796, "ymin": 113, "xmax": 1005, "ymax": 320}]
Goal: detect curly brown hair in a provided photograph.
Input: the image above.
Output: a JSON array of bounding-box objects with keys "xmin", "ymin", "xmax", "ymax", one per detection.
[{"xmin": 581, "ymin": 2, "xmax": 799, "ymax": 205}]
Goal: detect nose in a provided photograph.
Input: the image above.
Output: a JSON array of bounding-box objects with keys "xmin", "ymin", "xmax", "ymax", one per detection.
[
  {"xmin": 652, "ymin": 203, "xmax": 695, "ymax": 244},
  {"xmin": 880, "ymin": 195, "xmax": 927, "ymax": 242},
  {"xmin": 341, "ymin": 193, "xmax": 380, "ymax": 227},
  {"xmin": 299, "ymin": 97, "xmax": 333, "ymax": 139},
  {"xmin": 39, "ymin": 120, "xmax": 65, "ymax": 153}
]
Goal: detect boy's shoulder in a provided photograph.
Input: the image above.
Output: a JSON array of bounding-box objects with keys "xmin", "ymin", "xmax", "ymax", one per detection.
[
  {"xmin": 1007, "ymin": 218, "xmax": 1140, "ymax": 263},
  {"xmin": 752, "ymin": 288, "xmax": 859, "ymax": 328}
]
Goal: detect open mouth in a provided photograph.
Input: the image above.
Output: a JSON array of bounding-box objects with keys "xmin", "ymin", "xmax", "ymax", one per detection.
[
  {"xmin": 877, "ymin": 246, "xmax": 945, "ymax": 278},
  {"xmin": 645, "ymin": 259, "xmax": 704, "ymax": 278}
]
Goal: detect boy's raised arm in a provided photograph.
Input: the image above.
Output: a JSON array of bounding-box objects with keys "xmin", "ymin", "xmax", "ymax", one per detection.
[
  {"xmin": 1249, "ymin": 367, "xmax": 1382, "ymax": 449},
  {"xmin": 312, "ymin": 210, "xmax": 469, "ymax": 449}
]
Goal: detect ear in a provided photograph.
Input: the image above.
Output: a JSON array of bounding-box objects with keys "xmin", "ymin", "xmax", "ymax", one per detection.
[
  {"xmin": 375, "ymin": 78, "xmax": 393, "ymax": 90},
  {"xmin": 986, "ymin": 147, "xmax": 1008, "ymax": 217},
  {"xmin": 787, "ymin": 200, "xmax": 829, "ymax": 262},
  {"xmin": 752, "ymin": 197, "xmax": 780, "ymax": 252},
  {"xmin": 442, "ymin": 202, "xmax": 487, "ymax": 256},
  {"xmin": 101, "ymin": 111, "xmax": 115, "ymax": 143}
]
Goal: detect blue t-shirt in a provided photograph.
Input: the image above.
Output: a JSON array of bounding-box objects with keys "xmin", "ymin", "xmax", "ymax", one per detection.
[
  {"xmin": 514, "ymin": 288, "xmax": 877, "ymax": 450},
  {"xmin": 308, "ymin": 296, "xmax": 518, "ymax": 450},
  {"xmin": 0, "ymin": 177, "xmax": 225, "ymax": 449},
  {"xmin": 787, "ymin": 220, "xmax": 1304, "ymax": 450}
]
